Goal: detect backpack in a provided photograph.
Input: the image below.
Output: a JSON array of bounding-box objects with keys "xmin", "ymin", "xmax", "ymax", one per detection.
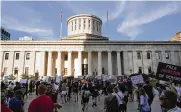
[{"xmin": 83, "ymin": 90, "xmax": 90, "ymax": 98}]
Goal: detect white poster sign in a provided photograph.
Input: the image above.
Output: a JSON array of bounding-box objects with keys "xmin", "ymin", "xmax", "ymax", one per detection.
[{"xmin": 130, "ymin": 75, "xmax": 144, "ymax": 85}]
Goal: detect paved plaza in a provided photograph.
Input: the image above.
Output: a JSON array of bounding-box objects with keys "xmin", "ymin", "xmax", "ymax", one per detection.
[{"xmin": 24, "ymin": 93, "xmax": 161, "ymax": 112}]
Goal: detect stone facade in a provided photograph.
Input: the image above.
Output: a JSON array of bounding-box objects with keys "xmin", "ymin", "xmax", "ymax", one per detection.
[{"xmin": 0, "ymin": 14, "xmax": 181, "ymax": 80}]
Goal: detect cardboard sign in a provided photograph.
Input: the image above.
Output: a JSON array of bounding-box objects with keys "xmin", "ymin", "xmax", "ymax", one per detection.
[
  {"xmin": 156, "ymin": 62, "xmax": 181, "ymax": 84},
  {"xmin": 130, "ymin": 75, "xmax": 144, "ymax": 85}
]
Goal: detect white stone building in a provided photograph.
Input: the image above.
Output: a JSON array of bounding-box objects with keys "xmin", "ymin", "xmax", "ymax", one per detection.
[{"xmin": 0, "ymin": 14, "xmax": 181, "ymax": 80}]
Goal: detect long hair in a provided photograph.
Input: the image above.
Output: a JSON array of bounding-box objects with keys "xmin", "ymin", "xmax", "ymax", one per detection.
[{"xmin": 139, "ymin": 88, "xmax": 146, "ymax": 96}]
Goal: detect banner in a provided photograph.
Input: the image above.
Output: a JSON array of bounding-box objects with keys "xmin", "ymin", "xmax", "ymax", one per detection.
[
  {"xmin": 156, "ymin": 62, "xmax": 181, "ymax": 84},
  {"xmin": 130, "ymin": 75, "xmax": 144, "ymax": 85}
]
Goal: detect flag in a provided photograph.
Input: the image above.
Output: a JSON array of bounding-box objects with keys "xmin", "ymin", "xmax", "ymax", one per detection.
[{"xmin": 60, "ymin": 11, "xmax": 62, "ymax": 21}]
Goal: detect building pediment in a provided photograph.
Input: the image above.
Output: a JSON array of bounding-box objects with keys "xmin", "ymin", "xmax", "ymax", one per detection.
[{"xmin": 60, "ymin": 33, "xmax": 109, "ymax": 41}]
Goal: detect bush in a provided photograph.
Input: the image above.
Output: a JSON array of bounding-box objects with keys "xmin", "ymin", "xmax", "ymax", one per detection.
[
  {"xmin": 29, "ymin": 75, "xmax": 35, "ymax": 80},
  {"xmin": 8, "ymin": 74, "xmax": 16, "ymax": 80},
  {"xmin": 21, "ymin": 74, "xmax": 29, "ymax": 79}
]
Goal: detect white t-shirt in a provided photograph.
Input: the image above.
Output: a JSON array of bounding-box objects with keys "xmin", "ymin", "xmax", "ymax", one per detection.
[
  {"xmin": 113, "ymin": 91, "xmax": 123, "ymax": 104},
  {"xmin": 175, "ymin": 87, "xmax": 181, "ymax": 102}
]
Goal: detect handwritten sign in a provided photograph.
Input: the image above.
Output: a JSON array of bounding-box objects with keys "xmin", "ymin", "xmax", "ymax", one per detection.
[
  {"xmin": 156, "ymin": 62, "xmax": 181, "ymax": 84},
  {"xmin": 130, "ymin": 75, "xmax": 144, "ymax": 85}
]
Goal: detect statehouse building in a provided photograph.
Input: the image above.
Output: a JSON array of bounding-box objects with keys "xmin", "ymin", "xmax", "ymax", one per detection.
[{"xmin": 0, "ymin": 14, "xmax": 181, "ymax": 80}]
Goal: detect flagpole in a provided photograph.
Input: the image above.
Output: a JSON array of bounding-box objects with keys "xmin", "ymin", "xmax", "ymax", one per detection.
[
  {"xmin": 60, "ymin": 19, "xmax": 62, "ymax": 38},
  {"xmin": 60, "ymin": 11, "xmax": 62, "ymax": 38}
]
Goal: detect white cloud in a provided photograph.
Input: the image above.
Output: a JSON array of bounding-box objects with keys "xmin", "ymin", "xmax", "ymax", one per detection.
[
  {"xmin": 1, "ymin": 4, "xmax": 55, "ymax": 40},
  {"xmin": 117, "ymin": 2, "xmax": 181, "ymax": 40},
  {"xmin": 64, "ymin": 1, "xmax": 125, "ymax": 23}
]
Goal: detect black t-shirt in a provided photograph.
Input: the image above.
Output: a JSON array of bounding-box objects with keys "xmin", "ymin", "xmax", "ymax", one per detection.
[{"xmin": 143, "ymin": 84, "xmax": 154, "ymax": 98}]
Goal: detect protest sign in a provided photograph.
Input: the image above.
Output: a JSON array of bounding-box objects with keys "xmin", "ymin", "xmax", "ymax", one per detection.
[
  {"xmin": 20, "ymin": 79, "xmax": 27, "ymax": 84},
  {"xmin": 130, "ymin": 75, "xmax": 144, "ymax": 85},
  {"xmin": 156, "ymin": 62, "xmax": 181, "ymax": 84}
]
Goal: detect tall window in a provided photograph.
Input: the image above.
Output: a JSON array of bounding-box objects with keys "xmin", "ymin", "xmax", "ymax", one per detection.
[
  {"xmin": 15, "ymin": 52, "xmax": 20, "ymax": 60},
  {"xmin": 25, "ymin": 67, "xmax": 29, "ymax": 75},
  {"xmin": 138, "ymin": 67, "xmax": 142, "ymax": 74},
  {"xmin": 3, "ymin": 67, "xmax": 7, "ymax": 75},
  {"xmin": 93, "ymin": 20, "xmax": 95, "ymax": 30},
  {"xmin": 137, "ymin": 52, "xmax": 141, "ymax": 59},
  {"xmin": 88, "ymin": 19, "xmax": 90, "ymax": 29},
  {"xmin": 165, "ymin": 51, "xmax": 170, "ymax": 59},
  {"xmin": 84, "ymin": 19, "xmax": 86, "ymax": 29},
  {"xmin": 26, "ymin": 53, "xmax": 30, "ymax": 60},
  {"xmin": 5, "ymin": 53, "xmax": 9, "ymax": 60},
  {"xmin": 148, "ymin": 67, "xmax": 152, "ymax": 73},
  {"xmin": 72, "ymin": 22, "xmax": 73, "ymax": 31},
  {"xmin": 97, "ymin": 21, "xmax": 99, "ymax": 31},
  {"xmin": 75, "ymin": 19, "xmax": 76, "ymax": 30},
  {"xmin": 147, "ymin": 52, "xmax": 151, "ymax": 59},
  {"xmin": 79, "ymin": 19, "xmax": 81, "ymax": 29},
  {"xmin": 55, "ymin": 68, "xmax": 57, "ymax": 75},
  {"xmin": 156, "ymin": 52, "xmax": 160, "ymax": 59},
  {"xmin": 14, "ymin": 67, "xmax": 18, "ymax": 75}
]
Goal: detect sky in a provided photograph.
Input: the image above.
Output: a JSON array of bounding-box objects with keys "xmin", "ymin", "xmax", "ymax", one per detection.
[{"xmin": 1, "ymin": 1, "xmax": 181, "ymax": 41}]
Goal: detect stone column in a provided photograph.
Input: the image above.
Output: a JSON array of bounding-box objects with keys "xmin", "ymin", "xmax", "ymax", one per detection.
[
  {"xmin": 57, "ymin": 51, "xmax": 62, "ymax": 76},
  {"xmin": 78, "ymin": 51, "xmax": 82, "ymax": 76},
  {"xmin": 108, "ymin": 51, "xmax": 112, "ymax": 75},
  {"xmin": 171, "ymin": 51, "xmax": 175, "ymax": 65},
  {"xmin": 142, "ymin": 51, "xmax": 147, "ymax": 74},
  {"xmin": 41, "ymin": 51, "xmax": 46, "ymax": 77},
  {"xmin": 98, "ymin": 51, "xmax": 102, "ymax": 75},
  {"xmin": 152, "ymin": 51, "xmax": 157, "ymax": 73},
  {"xmin": 161, "ymin": 51, "xmax": 166, "ymax": 63},
  {"xmin": 179, "ymin": 51, "xmax": 181, "ymax": 66},
  {"xmin": 123, "ymin": 51, "xmax": 128, "ymax": 75},
  {"xmin": 0, "ymin": 51, "xmax": 4, "ymax": 72},
  {"xmin": 133, "ymin": 51, "xmax": 138, "ymax": 73},
  {"xmin": 117, "ymin": 51, "xmax": 121, "ymax": 75},
  {"xmin": 88, "ymin": 51, "xmax": 92, "ymax": 76},
  {"xmin": 9, "ymin": 51, "xmax": 15, "ymax": 75},
  {"xmin": 47, "ymin": 51, "xmax": 52, "ymax": 76},
  {"xmin": 68, "ymin": 51, "xmax": 72, "ymax": 76}
]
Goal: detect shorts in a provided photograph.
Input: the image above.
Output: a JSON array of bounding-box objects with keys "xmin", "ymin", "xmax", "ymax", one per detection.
[{"xmin": 62, "ymin": 91, "xmax": 67, "ymax": 95}]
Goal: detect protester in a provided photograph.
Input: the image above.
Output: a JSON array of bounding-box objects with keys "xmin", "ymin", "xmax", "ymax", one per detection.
[
  {"xmin": 29, "ymin": 80, "xmax": 33, "ymax": 95},
  {"xmin": 9, "ymin": 90, "xmax": 24, "ymax": 112},
  {"xmin": 1, "ymin": 92, "xmax": 12, "ymax": 112},
  {"xmin": 160, "ymin": 90, "xmax": 181, "ymax": 112},
  {"xmin": 72, "ymin": 81, "xmax": 79, "ymax": 102},
  {"xmin": 81, "ymin": 86, "xmax": 91, "ymax": 112},
  {"xmin": 143, "ymin": 80, "xmax": 155, "ymax": 108},
  {"xmin": 139, "ymin": 88, "xmax": 150, "ymax": 112},
  {"xmin": 104, "ymin": 85, "xmax": 119, "ymax": 112},
  {"xmin": 28, "ymin": 84, "xmax": 61, "ymax": 112},
  {"xmin": 61, "ymin": 81, "xmax": 67, "ymax": 104},
  {"xmin": 113, "ymin": 86, "xmax": 125, "ymax": 112},
  {"xmin": 91, "ymin": 84, "xmax": 99, "ymax": 107}
]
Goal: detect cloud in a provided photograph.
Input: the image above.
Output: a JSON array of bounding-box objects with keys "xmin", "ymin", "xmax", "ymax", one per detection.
[
  {"xmin": 117, "ymin": 2, "xmax": 181, "ymax": 40},
  {"xmin": 1, "ymin": 3, "xmax": 55, "ymax": 40},
  {"xmin": 64, "ymin": 1, "xmax": 125, "ymax": 23}
]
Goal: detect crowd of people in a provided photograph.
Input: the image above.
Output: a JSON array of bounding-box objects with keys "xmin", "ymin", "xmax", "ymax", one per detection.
[{"xmin": 1, "ymin": 76, "xmax": 181, "ymax": 112}]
